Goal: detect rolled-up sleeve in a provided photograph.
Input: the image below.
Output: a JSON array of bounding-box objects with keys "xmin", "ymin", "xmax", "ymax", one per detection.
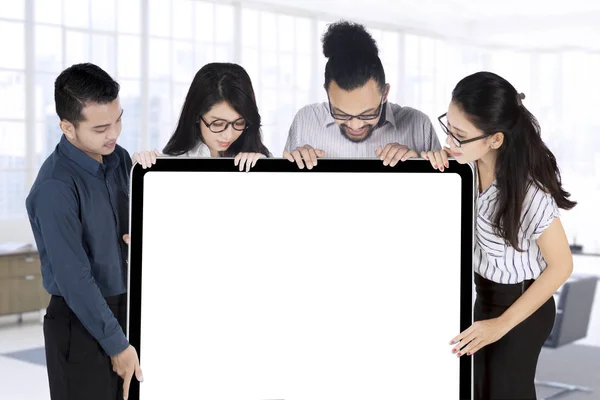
[{"xmin": 29, "ymin": 179, "xmax": 129, "ymax": 357}]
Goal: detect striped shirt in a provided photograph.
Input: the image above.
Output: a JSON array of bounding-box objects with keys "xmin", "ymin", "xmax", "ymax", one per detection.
[
  {"xmin": 283, "ymin": 101, "xmax": 441, "ymax": 157},
  {"xmin": 474, "ymin": 167, "xmax": 560, "ymax": 284}
]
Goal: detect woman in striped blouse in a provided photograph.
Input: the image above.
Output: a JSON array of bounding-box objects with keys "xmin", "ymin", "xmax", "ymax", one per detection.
[{"xmin": 422, "ymin": 71, "xmax": 576, "ymax": 400}]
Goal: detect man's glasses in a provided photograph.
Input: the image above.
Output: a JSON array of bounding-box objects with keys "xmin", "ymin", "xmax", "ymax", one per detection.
[
  {"xmin": 438, "ymin": 113, "xmax": 489, "ymax": 148},
  {"xmin": 199, "ymin": 117, "xmax": 248, "ymax": 133},
  {"xmin": 328, "ymin": 94, "xmax": 385, "ymax": 121}
]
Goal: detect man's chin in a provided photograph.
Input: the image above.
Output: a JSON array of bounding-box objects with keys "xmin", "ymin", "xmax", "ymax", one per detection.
[
  {"xmin": 340, "ymin": 126, "xmax": 373, "ymax": 143},
  {"xmin": 98, "ymin": 147, "xmax": 117, "ymax": 156}
]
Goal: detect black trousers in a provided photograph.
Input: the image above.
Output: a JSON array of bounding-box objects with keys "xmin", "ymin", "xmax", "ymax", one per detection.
[
  {"xmin": 43, "ymin": 294, "xmax": 127, "ymax": 400},
  {"xmin": 473, "ymin": 273, "xmax": 556, "ymax": 400}
]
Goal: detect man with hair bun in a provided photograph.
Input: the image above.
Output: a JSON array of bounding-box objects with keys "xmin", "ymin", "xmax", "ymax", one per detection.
[{"xmin": 283, "ymin": 20, "xmax": 441, "ymax": 169}]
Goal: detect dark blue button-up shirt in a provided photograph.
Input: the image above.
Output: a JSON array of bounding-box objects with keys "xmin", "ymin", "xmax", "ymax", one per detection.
[{"xmin": 26, "ymin": 135, "xmax": 132, "ymax": 357}]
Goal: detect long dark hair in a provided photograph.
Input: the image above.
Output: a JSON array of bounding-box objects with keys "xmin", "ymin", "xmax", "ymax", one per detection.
[
  {"xmin": 163, "ymin": 62, "xmax": 269, "ymax": 157},
  {"xmin": 452, "ymin": 71, "xmax": 576, "ymax": 250}
]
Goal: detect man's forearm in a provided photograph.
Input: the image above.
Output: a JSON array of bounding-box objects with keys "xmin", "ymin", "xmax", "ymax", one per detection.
[{"xmin": 54, "ymin": 270, "xmax": 129, "ymax": 356}]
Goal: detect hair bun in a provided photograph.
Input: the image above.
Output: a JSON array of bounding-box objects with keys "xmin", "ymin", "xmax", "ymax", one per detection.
[{"xmin": 322, "ymin": 20, "xmax": 378, "ymax": 59}]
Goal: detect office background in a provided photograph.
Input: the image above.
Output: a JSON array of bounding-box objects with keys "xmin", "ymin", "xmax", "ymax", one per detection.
[{"xmin": 0, "ymin": 1, "xmax": 599, "ymax": 399}]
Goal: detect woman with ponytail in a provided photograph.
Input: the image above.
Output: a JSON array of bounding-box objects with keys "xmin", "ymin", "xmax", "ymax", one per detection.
[{"xmin": 423, "ymin": 71, "xmax": 576, "ymax": 399}]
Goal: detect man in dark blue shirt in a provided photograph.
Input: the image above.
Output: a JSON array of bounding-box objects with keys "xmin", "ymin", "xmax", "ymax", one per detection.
[{"xmin": 26, "ymin": 63, "xmax": 142, "ymax": 400}]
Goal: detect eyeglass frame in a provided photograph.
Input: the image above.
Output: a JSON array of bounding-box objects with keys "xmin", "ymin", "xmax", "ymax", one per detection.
[
  {"xmin": 437, "ymin": 113, "xmax": 491, "ymax": 148},
  {"xmin": 327, "ymin": 93, "xmax": 385, "ymax": 121},
  {"xmin": 198, "ymin": 116, "xmax": 250, "ymax": 133}
]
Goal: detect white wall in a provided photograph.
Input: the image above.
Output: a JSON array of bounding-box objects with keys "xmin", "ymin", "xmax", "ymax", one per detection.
[
  {"xmin": 1, "ymin": 1, "xmax": 600, "ymax": 251},
  {"xmin": 0, "ymin": 219, "xmax": 34, "ymax": 244}
]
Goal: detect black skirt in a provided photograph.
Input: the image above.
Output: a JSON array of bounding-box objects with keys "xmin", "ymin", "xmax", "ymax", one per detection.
[{"xmin": 473, "ymin": 273, "xmax": 556, "ymax": 400}]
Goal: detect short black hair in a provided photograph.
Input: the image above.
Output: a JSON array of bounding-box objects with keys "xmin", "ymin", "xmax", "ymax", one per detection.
[
  {"xmin": 322, "ymin": 21, "xmax": 386, "ymax": 92},
  {"xmin": 54, "ymin": 63, "xmax": 120, "ymax": 127}
]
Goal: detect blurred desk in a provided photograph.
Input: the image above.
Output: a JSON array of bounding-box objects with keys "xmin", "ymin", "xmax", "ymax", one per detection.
[
  {"xmin": 0, "ymin": 244, "xmax": 49, "ymax": 318},
  {"xmin": 571, "ymin": 252, "xmax": 600, "ymax": 258}
]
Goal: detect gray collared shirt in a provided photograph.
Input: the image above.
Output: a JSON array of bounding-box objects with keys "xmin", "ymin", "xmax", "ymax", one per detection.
[{"xmin": 283, "ymin": 101, "xmax": 442, "ymax": 157}]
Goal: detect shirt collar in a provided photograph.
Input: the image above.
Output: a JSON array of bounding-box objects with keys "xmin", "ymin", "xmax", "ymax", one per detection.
[
  {"xmin": 323, "ymin": 101, "xmax": 397, "ymax": 130},
  {"xmin": 193, "ymin": 141, "xmax": 212, "ymax": 157},
  {"xmin": 58, "ymin": 134, "xmax": 119, "ymax": 176},
  {"xmin": 383, "ymin": 101, "xmax": 397, "ymax": 129}
]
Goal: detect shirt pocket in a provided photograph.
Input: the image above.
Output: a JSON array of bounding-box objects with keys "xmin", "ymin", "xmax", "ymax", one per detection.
[
  {"xmin": 121, "ymin": 187, "xmax": 130, "ymax": 203},
  {"xmin": 115, "ymin": 183, "xmax": 130, "ymax": 234},
  {"xmin": 119, "ymin": 179, "xmax": 130, "ymax": 198},
  {"xmin": 476, "ymin": 214, "xmax": 505, "ymax": 259},
  {"xmin": 116, "ymin": 180, "xmax": 130, "ymax": 207}
]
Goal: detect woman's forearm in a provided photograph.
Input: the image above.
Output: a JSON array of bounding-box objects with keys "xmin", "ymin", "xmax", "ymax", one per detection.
[{"xmin": 499, "ymin": 263, "xmax": 572, "ymax": 330}]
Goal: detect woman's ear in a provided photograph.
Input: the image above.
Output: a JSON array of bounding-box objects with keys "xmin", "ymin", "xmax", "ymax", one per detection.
[{"xmin": 489, "ymin": 132, "xmax": 504, "ymax": 149}]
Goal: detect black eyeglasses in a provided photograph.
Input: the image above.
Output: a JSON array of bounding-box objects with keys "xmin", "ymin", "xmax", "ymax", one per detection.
[
  {"xmin": 438, "ymin": 113, "xmax": 490, "ymax": 148},
  {"xmin": 199, "ymin": 117, "xmax": 249, "ymax": 133},
  {"xmin": 327, "ymin": 94, "xmax": 385, "ymax": 121}
]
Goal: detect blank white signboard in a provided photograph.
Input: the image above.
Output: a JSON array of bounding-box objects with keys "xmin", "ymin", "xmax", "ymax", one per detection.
[{"xmin": 127, "ymin": 158, "xmax": 474, "ymax": 400}]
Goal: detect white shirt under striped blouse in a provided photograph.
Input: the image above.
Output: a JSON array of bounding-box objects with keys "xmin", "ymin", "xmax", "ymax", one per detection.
[
  {"xmin": 181, "ymin": 142, "xmax": 211, "ymax": 157},
  {"xmin": 179, "ymin": 142, "xmax": 273, "ymax": 158},
  {"xmin": 474, "ymin": 169, "xmax": 560, "ymax": 284}
]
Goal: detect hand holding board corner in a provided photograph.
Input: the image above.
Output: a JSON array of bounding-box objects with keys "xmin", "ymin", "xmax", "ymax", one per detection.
[{"xmin": 126, "ymin": 157, "xmax": 474, "ymax": 400}]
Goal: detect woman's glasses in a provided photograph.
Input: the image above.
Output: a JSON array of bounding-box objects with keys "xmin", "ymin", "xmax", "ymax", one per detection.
[
  {"xmin": 199, "ymin": 117, "xmax": 248, "ymax": 133},
  {"xmin": 438, "ymin": 113, "xmax": 489, "ymax": 148}
]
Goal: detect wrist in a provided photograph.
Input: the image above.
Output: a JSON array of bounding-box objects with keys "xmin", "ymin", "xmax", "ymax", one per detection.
[{"xmin": 498, "ymin": 312, "xmax": 519, "ymax": 331}]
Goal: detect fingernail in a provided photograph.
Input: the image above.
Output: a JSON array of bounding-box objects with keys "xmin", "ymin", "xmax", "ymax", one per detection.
[
  {"xmin": 467, "ymin": 352, "xmax": 471, "ymax": 356},
  {"xmin": 433, "ymin": 164, "xmax": 437, "ymax": 168},
  {"xmin": 457, "ymin": 352, "xmax": 461, "ymax": 357},
  {"xmin": 445, "ymin": 163, "xmax": 449, "ymax": 168},
  {"xmin": 452, "ymin": 349, "xmax": 457, "ymax": 353}
]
